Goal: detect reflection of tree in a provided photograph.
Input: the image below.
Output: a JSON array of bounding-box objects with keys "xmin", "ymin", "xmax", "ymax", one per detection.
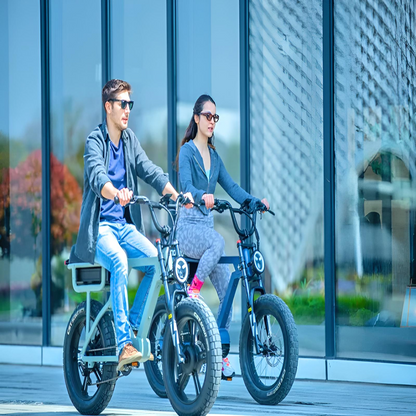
[{"xmin": 0, "ymin": 149, "xmax": 82, "ymax": 258}]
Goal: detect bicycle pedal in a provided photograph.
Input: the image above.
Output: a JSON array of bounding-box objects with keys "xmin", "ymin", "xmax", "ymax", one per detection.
[{"xmin": 221, "ymin": 374, "xmax": 233, "ymax": 381}]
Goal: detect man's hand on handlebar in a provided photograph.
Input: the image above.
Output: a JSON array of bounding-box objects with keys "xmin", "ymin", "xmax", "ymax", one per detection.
[
  {"xmin": 115, "ymin": 188, "xmax": 133, "ymax": 206},
  {"xmin": 183, "ymin": 192, "xmax": 194, "ymax": 209},
  {"xmin": 202, "ymin": 193, "xmax": 215, "ymax": 209}
]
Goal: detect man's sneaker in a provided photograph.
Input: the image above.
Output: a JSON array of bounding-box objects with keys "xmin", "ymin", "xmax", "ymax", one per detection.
[
  {"xmin": 117, "ymin": 343, "xmax": 142, "ymax": 372},
  {"xmin": 222, "ymin": 357, "xmax": 235, "ymax": 379},
  {"xmin": 131, "ymin": 330, "xmax": 154, "ymax": 362}
]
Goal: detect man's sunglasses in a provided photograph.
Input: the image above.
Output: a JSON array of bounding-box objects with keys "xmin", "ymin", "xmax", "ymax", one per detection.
[
  {"xmin": 200, "ymin": 112, "xmax": 219, "ymax": 123},
  {"xmin": 108, "ymin": 99, "xmax": 134, "ymax": 110}
]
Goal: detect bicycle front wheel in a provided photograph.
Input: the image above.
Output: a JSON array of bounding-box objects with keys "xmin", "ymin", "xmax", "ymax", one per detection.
[
  {"xmin": 239, "ymin": 294, "xmax": 298, "ymax": 405},
  {"xmin": 162, "ymin": 297, "xmax": 222, "ymax": 416}
]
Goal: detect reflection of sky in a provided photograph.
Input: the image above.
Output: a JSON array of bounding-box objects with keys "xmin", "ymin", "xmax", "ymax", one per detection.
[
  {"xmin": 110, "ymin": 0, "xmax": 167, "ymax": 153},
  {"xmin": 0, "ymin": 0, "xmax": 41, "ymax": 140},
  {"xmin": 177, "ymin": 0, "xmax": 240, "ymax": 146},
  {"xmin": 50, "ymin": 0, "xmax": 102, "ymax": 163}
]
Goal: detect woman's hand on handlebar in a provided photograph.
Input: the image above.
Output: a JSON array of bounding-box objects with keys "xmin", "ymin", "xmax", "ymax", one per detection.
[
  {"xmin": 261, "ymin": 198, "xmax": 270, "ymax": 211},
  {"xmin": 202, "ymin": 193, "xmax": 215, "ymax": 209},
  {"xmin": 115, "ymin": 188, "xmax": 133, "ymax": 206}
]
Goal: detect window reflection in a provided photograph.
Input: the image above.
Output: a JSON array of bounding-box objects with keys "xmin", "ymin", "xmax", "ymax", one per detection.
[
  {"xmin": 335, "ymin": 0, "xmax": 416, "ymax": 362},
  {"xmin": 249, "ymin": 0, "xmax": 324, "ymax": 356},
  {"xmin": 177, "ymin": 0, "xmax": 242, "ymax": 350},
  {"xmin": 49, "ymin": 0, "xmax": 101, "ymax": 346},
  {"xmin": 0, "ymin": 0, "xmax": 42, "ymax": 345},
  {"xmin": 110, "ymin": 0, "xmax": 168, "ymax": 305}
]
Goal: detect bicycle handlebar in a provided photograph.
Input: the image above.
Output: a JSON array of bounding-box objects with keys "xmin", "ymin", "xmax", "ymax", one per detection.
[
  {"xmin": 193, "ymin": 198, "xmax": 274, "ymax": 240},
  {"xmin": 114, "ymin": 193, "xmax": 191, "ymax": 239}
]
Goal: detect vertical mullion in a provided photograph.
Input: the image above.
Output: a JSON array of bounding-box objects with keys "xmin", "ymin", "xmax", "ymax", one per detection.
[
  {"xmin": 323, "ymin": 0, "xmax": 336, "ymax": 359},
  {"xmin": 240, "ymin": 0, "xmax": 250, "ymax": 193},
  {"xmin": 167, "ymin": 0, "xmax": 177, "ymax": 189},
  {"xmin": 239, "ymin": 0, "xmax": 250, "ymax": 321},
  {"xmin": 40, "ymin": 0, "xmax": 51, "ymax": 347},
  {"xmin": 102, "ymin": 0, "xmax": 111, "ymax": 120}
]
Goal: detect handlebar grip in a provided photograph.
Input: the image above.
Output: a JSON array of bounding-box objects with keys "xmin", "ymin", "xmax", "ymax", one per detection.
[{"xmin": 114, "ymin": 196, "xmax": 120, "ymax": 205}]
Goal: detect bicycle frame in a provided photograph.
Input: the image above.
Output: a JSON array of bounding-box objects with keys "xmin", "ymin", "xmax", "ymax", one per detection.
[
  {"xmin": 184, "ymin": 200, "xmax": 273, "ymax": 355},
  {"xmin": 66, "ymin": 197, "xmax": 189, "ymax": 368}
]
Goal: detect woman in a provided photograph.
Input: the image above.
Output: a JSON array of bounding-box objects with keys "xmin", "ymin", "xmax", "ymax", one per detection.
[{"xmin": 176, "ymin": 94, "xmax": 269, "ymax": 379}]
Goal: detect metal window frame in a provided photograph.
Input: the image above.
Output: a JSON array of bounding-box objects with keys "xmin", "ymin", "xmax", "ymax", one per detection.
[
  {"xmin": 40, "ymin": 0, "xmax": 51, "ymax": 346},
  {"xmin": 240, "ymin": 0, "xmax": 250, "ymax": 193},
  {"xmin": 323, "ymin": 0, "xmax": 336, "ymax": 359},
  {"xmin": 167, "ymin": 0, "xmax": 178, "ymax": 190},
  {"xmin": 102, "ymin": 0, "xmax": 111, "ymax": 119}
]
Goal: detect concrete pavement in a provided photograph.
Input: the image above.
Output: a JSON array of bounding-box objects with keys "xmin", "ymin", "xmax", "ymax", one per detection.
[{"xmin": 0, "ymin": 364, "xmax": 414, "ymax": 415}]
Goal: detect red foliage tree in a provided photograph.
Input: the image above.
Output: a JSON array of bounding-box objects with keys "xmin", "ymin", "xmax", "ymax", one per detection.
[{"xmin": 0, "ymin": 150, "xmax": 82, "ymax": 257}]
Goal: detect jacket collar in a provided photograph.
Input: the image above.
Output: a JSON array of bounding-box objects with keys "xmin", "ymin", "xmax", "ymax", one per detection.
[
  {"xmin": 188, "ymin": 139, "xmax": 216, "ymax": 178},
  {"xmin": 100, "ymin": 119, "xmax": 129, "ymax": 142}
]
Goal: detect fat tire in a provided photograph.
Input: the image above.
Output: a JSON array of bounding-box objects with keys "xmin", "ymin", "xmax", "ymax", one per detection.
[
  {"xmin": 239, "ymin": 294, "xmax": 298, "ymax": 405},
  {"xmin": 63, "ymin": 300, "xmax": 117, "ymax": 415},
  {"xmin": 144, "ymin": 296, "xmax": 168, "ymax": 398},
  {"xmin": 162, "ymin": 298, "xmax": 221, "ymax": 416}
]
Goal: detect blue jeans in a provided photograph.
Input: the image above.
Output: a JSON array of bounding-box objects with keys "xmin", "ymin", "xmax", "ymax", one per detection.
[{"xmin": 95, "ymin": 221, "xmax": 158, "ymax": 352}]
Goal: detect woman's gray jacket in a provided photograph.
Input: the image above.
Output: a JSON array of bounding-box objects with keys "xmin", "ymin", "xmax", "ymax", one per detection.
[
  {"xmin": 178, "ymin": 140, "xmax": 257, "ymax": 215},
  {"xmin": 74, "ymin": 121, "xmax": 169, "ymax": 264}
]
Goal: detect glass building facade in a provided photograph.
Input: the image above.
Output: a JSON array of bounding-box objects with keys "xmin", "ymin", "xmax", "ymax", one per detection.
[{"xmin": 0, "ymin": 0, "xmax": 415, "ymax": 383}]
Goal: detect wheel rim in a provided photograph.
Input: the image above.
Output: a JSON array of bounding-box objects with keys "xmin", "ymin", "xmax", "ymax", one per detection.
[
  {"xmin": 167, "ymin": 315, "xmax": 209, "ymax": 403},
  {"xmin": 247, "ymin": 312, "xmax": 285, "ymax": 389},
  {"xmin": 70, "ymin": 318, "xmax": 112, "ymax": 399},
  {"xmin": 149, "ymin": 310, "xmax": 167, "ymax": 381}
]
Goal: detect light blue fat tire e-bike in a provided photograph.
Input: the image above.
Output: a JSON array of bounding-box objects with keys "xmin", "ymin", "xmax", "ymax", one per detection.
[
  {"xmin": 145, "ymin": 199, "xmax": 299, "ymax": 406},
  {"xmin": 63, "ymin": 195, "xmax": 222, "ymax": 416}
]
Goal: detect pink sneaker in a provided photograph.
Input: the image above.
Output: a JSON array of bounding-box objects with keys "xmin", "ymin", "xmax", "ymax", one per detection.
[
  {"xmin": 187, "ymin": 276, "xmax": 204, "ymax": 299},
  {"xmin": 222, "ymin": 357, "xmax": 235, "ymax": 379}
]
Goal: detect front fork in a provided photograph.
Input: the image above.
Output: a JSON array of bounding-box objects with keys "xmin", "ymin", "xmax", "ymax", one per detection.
[
  {"xmin": 155, "ymin": 239, "xmax": 185, "ymax": 364},
  {"xmin": 237, "ymin": 242, "xmax": 269, "ymax": 355}
]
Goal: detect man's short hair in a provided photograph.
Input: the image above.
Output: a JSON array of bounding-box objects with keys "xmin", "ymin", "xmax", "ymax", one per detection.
[{"xmin": 102, "ymin": 79, "xmax": 132, "ymax": 110}]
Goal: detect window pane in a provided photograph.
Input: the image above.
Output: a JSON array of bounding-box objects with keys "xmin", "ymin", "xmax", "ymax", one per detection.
[
  {"xmin": 49, "ymin": 0, "xmax": 102, "ymax": 346},
  {"xmin": 110, "ymin": 0, "xmax": 168, "ymax": 304},
  {"xmin": 0, "ymin": 0, "xmax": 42, "ymax": 345},
  {"xmin": 249, "ymin": 0, "xmax": 324, "ymax": 356},
  {"xmin": 177, "ymin": 0, "xmax": 242, "ymax": 351},
  {"xmin": 335, "ymin": 0, "xmax": 416, "ymax": 362}
]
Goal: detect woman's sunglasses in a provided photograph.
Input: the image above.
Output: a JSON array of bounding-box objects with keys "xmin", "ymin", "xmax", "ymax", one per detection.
[
  {"xmin": 108, "ymin": 98, "xmax": 134, "ymax": 110},
  {"xmin": 200, "ymin": 112, "xmax": 219, "ymax": 123}
]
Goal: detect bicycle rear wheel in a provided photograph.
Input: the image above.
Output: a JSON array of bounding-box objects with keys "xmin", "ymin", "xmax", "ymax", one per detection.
[
  {"xmin": 63, "ymin": 300, "xmax": 117, "ymax": 415},
  {"xmin": 239, "ymin": 294, "xmax": 298, "ymax": 405},
  {"xmin": 162, "ymin": 298, "xmax": 222, "ymax": 416}
]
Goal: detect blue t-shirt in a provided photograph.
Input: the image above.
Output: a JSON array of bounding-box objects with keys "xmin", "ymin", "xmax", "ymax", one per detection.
[{"xmin": 100, "ymin": 139, "xmax": 127, "ymax": 223}]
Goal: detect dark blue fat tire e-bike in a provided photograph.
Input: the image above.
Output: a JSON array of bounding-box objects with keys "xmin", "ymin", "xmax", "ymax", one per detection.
[
  {"xmin": 145, "ymin": 199, "xmax": 299, "ymax": 406},
  {"xmin": 63, "ymin": 195, "xmax": 222, "ymax": 416}
]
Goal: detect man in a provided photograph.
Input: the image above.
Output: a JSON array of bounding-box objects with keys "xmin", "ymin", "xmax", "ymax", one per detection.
[{"xmin": 74, "ymin": 79, "xmax": 191, "ymax": 371}]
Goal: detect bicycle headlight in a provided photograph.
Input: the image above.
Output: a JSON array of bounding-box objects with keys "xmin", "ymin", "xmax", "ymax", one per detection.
[
  {"xmin": 174, "ymin": 257, "xmax": 189, "ymax": 284},
  {"xmin": 252, "ymin": 250, "xmax": 265, "ymax": 274}
]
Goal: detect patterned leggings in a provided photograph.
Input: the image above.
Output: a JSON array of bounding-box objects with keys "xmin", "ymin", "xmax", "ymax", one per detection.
[{"xmin": 177, "ymin": 208, "xmax": 232, "ymax": 330}]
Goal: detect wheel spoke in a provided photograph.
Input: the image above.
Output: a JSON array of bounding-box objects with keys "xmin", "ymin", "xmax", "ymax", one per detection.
[
  {"xmin": 82, "ymin": 374, "xmax": 89, "ymax": 393},
  {"xmin": 92, "ymin": 367, "xmax": 102, "ymax": 383},
  {"xmin": 192, "ymin": 372, "xmax": 202, "ymax": 395},
  {"xmin": 178, "ymin": 370, "xmax": 190, "ymax": 391}
]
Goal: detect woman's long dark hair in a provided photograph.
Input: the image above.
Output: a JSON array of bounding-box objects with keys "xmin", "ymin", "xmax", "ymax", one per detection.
[{"xmin": 175, "ymin": 94, "xmax": 216, "ymax": 169}]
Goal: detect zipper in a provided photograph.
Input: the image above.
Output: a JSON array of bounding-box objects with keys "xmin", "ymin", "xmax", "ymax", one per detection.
[{"xmin": 193, "ymin": 155, "xmax": 210, "ymax": 191}]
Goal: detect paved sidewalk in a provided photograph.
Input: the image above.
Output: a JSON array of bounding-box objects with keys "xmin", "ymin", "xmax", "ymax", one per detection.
[{"xmin": 0, "ymin": 364, "xmax": 414, "ymax": 415}]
